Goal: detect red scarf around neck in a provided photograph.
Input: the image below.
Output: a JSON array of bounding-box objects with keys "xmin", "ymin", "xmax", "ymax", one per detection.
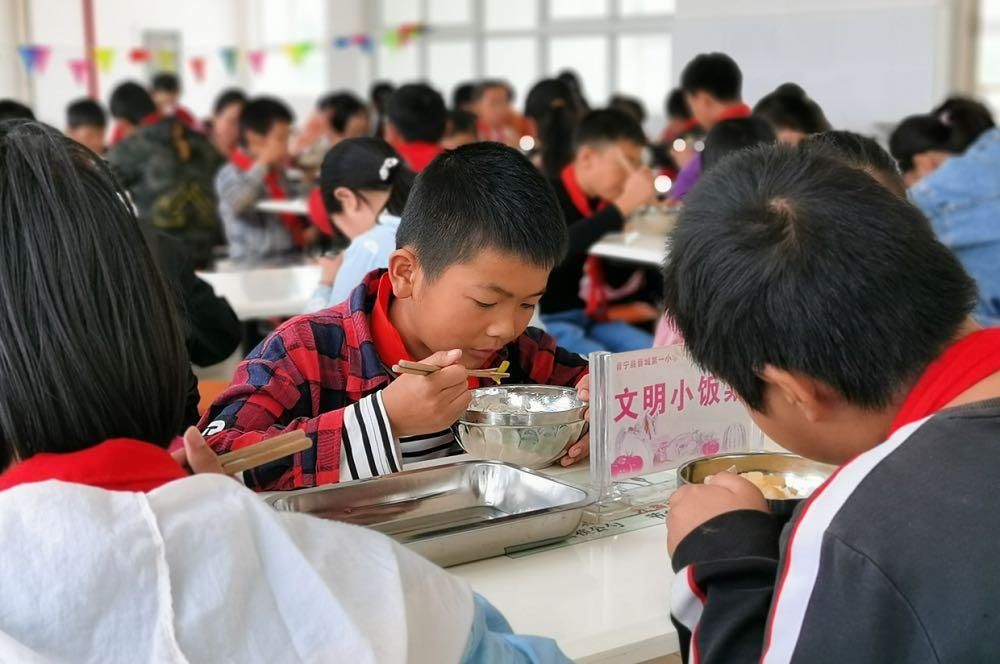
[
  {"xmin": 561, "ymin": 163, "xmax": 611, "ymax": 320},
  {"xmin": 889, "ymin": 328, "xmax": 1000, "ymax": 435},
  {"xmin": 230, "ymin": 149, "xmax": 304, "ymax": 247}
]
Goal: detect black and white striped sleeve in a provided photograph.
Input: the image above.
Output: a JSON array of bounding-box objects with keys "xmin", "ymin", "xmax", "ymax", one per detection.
[{"xmin": 339, "ymin": 391, "xmax": 402, "ymax": 482}]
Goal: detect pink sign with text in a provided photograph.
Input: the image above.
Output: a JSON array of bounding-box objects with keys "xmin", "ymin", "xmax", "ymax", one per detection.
[{"xmin": 604, "ymin": 346, "xmax": 752, "ymax": 479}]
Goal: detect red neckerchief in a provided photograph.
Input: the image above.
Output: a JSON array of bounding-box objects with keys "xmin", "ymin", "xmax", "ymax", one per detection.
[
  {"xmin": 307, "ymin": 187, "xmax": 333, "ymax": 236},
  {"xmin": 561, "ymin": 163, "xmax": 612, "ymax": 321},
  {"xmin": 230, "ymin": 148, "xmax": 304, "ymax": 247},
  {"xmin": 716, "ymin": 103, "xmax": 752, "ymax": 122},
  {"xmin": 0, "ymin": 438, "xmax": 187, "ymax": 493},
  {"xmin": 395, "ymin": 141, "xmax": 443, "ymax": 173},
  {"xmin": 888, "ymin": 328, "xmax": 1000, "ymax": 435},
  {"xmin": 371, "ymin": 274, "xmax": 487, "ymax": 389},
  {"xmin": 662, "ymin": 118, "xmax": 700, "ymax": 143}
]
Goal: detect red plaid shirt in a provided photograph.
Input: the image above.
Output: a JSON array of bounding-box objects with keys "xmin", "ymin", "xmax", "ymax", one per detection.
[{"xmin": 201, "ymin": 270, "xmax": 588, "ymax": 491}]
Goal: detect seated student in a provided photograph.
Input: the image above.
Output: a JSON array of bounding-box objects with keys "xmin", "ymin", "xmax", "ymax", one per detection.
[
  {"xmin": 106, "ymin": 82, "xmax": 224, "ymax": 270},
  {"xmin": 443, "ymin": 109, "xmax": 479, "ymax": 150},
  {"xmin": 661, "ymin": 88, "xmax": 699, "ymax": 144},
  {"xmin": 753, "ymin": 82, "xmax": 831, "ymax": 145},
  {"xmin": 150, "ymin": 71, "xmax": 200, "ymax": 130},
  {"xmin": 541, "ymin": 108, "xmax": 655, "ymax": 356},
  {"xmin": 207, "ymin": 88, "xmax": 246, "ymax": 157},
  {"xmin": 558, "ymin": 69, "xmax": 590, "ymax": 113},
  {"xmin": 524, "ymin": 78, "xmax": 580, "ymax": 179},
  {"xmin": 386, "ymin": 83, "xmax": 447, "ymax": 172},
  {"xmin": 216, "ymin": 96, "xmax": 305, "ymax": 265},
  {"xmin": 609, "ymin": 94, "xmax": 647, "ymax": 128},
  {"xmin": 0, "ymin": 120, "xmax": 571, "ymax": 664},
  {"xmin": 202, "ymin": 143, "xmax": 590, "ymax": 491},
  {"xmin": 664, "ymin": 143, "xmax": 1000, "ymax": 663},
  {"xmin": 899, "ymin": 110, "xmax": 1000, "ymax": 326},
  {"xmin": 369, "ymin": 80, "xmax": 396, "ymax": 140},
  {"xmin": 65, "ymin": 98, "xmax": 107, "ymax": 155},
  {"xmin": 669, "ymin": 52, "xmax": 752, "ymax": 202},
  {"xmin": 322, "ymin": 91, "xmax": 371, "ymax": 144},
  {"xmin": 473, "ymin": 79, "xmax": 518, "ymax": 147},
  {"xmin": 0, "ymin": 99, "xmax": 34, "ymax": 120},
  {"xmin": 305, "ymin": 138, "xmax": 414, "ymax": 312}
]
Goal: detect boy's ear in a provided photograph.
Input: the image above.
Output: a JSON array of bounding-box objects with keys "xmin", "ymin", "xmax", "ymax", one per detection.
[
  {"xmin": 387, "ymin": 248, "xmax": 419, "ymax": 299},
  {"xmin": 576, "ymin": 144, "xmax": 595, "ymax": 169},
  {"xmin": 759, "ymin": 364, "xmax": 840, "ymax": 424}
]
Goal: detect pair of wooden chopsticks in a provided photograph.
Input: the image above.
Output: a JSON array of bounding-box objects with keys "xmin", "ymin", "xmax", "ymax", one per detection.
[
  {"xmin": 392, "ymin": 358, "xmax": 510, "ymax": 383},
  {"xmin": 217, "ymin": 430, "xmax": 312, "ymax": 475}
]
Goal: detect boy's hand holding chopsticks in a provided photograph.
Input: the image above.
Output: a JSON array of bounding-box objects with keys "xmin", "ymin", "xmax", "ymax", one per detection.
[{"xmin": 382, "ymin": 349, "xmax": 473, "ymax": 437}]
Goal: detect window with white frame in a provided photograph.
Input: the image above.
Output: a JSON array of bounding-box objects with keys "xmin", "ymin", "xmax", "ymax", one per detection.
[
  {"xmin": 371, "ymin": 0, "xmax": 674, "ymax": 128},
  {"xmin": 978, "ymin": 0, "xmax": 1000, "ymax": 114}
]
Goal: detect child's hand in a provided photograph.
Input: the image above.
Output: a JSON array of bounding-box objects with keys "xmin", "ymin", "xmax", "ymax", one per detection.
[
  {"xmin": 614, "ymin": 166, "xmax": 657, "ymax": 217},
  {"xmin": 558, "ymin": 374, "xmax": 591, "ymax": 467},
  {"xmin": 171, "ymin": 426, "xmax": 227, "ymax": 475},
  {"xmin": 382, "ymin": 349, "xmax": 471, "ymax": 437},
  {"xmin": 666, "ymin": 472, "xmax": 768, "ymax": 556}
]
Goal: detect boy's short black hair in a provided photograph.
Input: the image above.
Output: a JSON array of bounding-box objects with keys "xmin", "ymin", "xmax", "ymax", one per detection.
[
  {"xmin": 888, "ymin": 114, "xmax": 954, "ymax": 172},
  {"xmin": 662, "ymin": 144, "xmax": 977, "ymax": 412},
  {"xmin": 396, "ymin": 142, "xmax": 567, "ymax": 278},
  {"xmin": 109, "ymin": 82, "xmax": 156, "ymax": 125},
  {"xmin": 680, "ymin": 52, "xmax": 742, "ymax": 102},
  {"xmin": 574, "ymin": 108, "xmax": 647, "ymax": 150},
  {"xmin": 665, "ymin": 88, "xmax": 691, "ymax": 120},
  {"xmin": 473, "ymin": 79, "xmax": 514, "ymax": 102},
  {"xmin": 238, "ymin": 96, "xmax": 294, "ymax": 146},
  {"xmin": 213, "ymin": 88, "xmax": 246, "ymax": 115},
  {"xmin": 370, "ymin": 81, "xmax": 396, "ymax": 113},
  {"xmin": 386, "ymin": 83, "xmax": 447, "ymax": 143},
  {"xmin": 319, "ymin": 92, "xmax": 367, "ymax": 133},
  {"xmin": 609, "ymin": 94, "xmax": 647, "ymax": 125},
  {"xmin": 701, "ymin": 116, "xmax": 775, "ymax": 171},
  {"xmin": 800, "ymin": 130, "xmax": 905, "ymax": 196},
  {"xmin": 447, "ymin": 109, "xmax": 478, "ymax": 136},
  {"xmin": 66, "ymin": 98, "xmax": 107, "ymax": 129},
  {"xmin": 151, "ymin": 71, "xmax": 180, "ymax": 93},
  {"xmin": 0, "ymin": 100, "xmax": 35, "ymax": 121},
  {"xmin": 753, "ymin": 84, "xmax": 831, "ymax": 135},
  {"xmin": 452, "ymin": 82, "xmax": 476, "ymax": 109}
]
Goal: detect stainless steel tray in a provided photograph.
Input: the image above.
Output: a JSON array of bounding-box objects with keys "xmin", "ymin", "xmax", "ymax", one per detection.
[{"xmin": 266, "ymin": 461, "xmax": 594, "ymax": 567}]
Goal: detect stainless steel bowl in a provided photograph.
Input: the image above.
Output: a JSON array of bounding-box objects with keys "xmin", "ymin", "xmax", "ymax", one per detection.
[
  {"xmin": 456, "ymin": 385, "xmax": 587, "ymax": 469},
  {"xmin": 677, "ymin": 452, "xmax": 835, "ymax": 499}
]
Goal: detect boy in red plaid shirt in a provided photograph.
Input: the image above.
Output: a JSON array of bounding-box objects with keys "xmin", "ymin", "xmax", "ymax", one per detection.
[{"xmin": 202, "ymin": 143, "xmax": 591, "ymax": 491}]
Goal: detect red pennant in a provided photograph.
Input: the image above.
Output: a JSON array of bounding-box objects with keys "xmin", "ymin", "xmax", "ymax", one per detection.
[
  {"xmin": 189, "ymin": 56, "xmax": 206, "ymax": 82},
  {"xmin": 129, "ymin": 48, "xmax": 151, "ymax": 64}
]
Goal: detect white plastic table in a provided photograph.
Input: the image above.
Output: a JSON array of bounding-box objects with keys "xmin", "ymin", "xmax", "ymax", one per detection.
[
  {"xmin": 255, "ymin": 198, "xmax": 310, "ymax": 216},
  {"xmin": 589, "ymin": 232, "xmax": 667, "ymax": 267},
  {"xmin": 196, "ymin": 264, "xmax": 321, "ymax": 320}
]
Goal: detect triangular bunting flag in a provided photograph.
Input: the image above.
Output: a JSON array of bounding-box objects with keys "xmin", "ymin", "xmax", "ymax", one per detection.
[
  {"xmin": 17, "ymin": 45, "xmax": 36, "ymax": 73},
  {"xmin": 333, "ymin": 36, "xmax": 351, "ymax": 49},
  {"xmin": 33, "ymin": 46, "xmax": 51, "ymax": 74},
  {"xmin": 94, "ymin": 47, "xmax": 115, "ymax": 73},
  {"xmin": 129, "ymin": 48, "xmax": 151, "ymax": 64},
  {"xmin": 155, "ymin": 50, "xmax": 176, "ymax": 71},
  {"xmin": 17, "ymin": 45, "xmax": 51, "ymax": 75},
  {"xmin": 189, "ymin": 56, "xmax": 206, "ymax": 82},
  {"xmin": 247, "ymin": 49, "xmax": 266, "ymax": 74},
  {"xmin": 68, "ymin": 58, "xmax": 91, "ymax": 85},
  {"xmin": 219, "ymin": 47, "xmax": 238, "ymax": 75}
]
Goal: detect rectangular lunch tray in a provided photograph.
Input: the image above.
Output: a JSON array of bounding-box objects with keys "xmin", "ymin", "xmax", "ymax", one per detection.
[{"xmin": 266, "ymin": 461, "xmax": 594, "ymax": 567}]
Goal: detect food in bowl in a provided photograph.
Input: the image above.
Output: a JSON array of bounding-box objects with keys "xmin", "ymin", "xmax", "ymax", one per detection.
[
  {"xmin": 678, "ymin": 452, "xmax": 834, "ymax": 501},
  {"xmin": 738, "ymin": 471, "xmax": 800, "ymax": 500},
  {"xmin": 455, "ymin": 386, "xmax": 587, "ymax": 469}
]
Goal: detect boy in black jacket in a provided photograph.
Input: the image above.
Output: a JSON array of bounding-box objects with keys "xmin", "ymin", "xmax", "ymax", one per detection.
[
  {"xmin": 543, "ymin": 108, "xmax": 656, "ymax": 355},
  {"xmin": 663, "ymin": 144, "xmax": 1000, "ymax": 662}
]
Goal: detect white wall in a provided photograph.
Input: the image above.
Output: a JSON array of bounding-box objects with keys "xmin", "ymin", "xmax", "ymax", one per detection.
[
  {"xmin": 671, "ymin": 0, "xmax": 955, "ymax": 133},
  {"xmin": 25, "ymin": 0, "xmax": 245, "ymax": 127}
]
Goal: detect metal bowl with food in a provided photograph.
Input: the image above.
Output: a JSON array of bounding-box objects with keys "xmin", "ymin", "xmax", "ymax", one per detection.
[
  {"xmin": 455, "ymin": 385, "xmax": 588, "ymax": 469},
  {"xmin": 677, "ymin": 452, "xmax": 836, "ymax": 523}
]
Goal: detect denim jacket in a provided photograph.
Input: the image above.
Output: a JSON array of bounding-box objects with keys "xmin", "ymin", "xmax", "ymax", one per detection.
[{"xmin": 910, "ymin": 128, "xmax": 1000, "ymax": 326}]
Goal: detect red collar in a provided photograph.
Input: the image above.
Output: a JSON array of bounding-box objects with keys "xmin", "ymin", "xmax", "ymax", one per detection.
[
  {"xmin": 395, "ymin": 141, "xmax": 442, "ymax": 172},
  {"xmin": 108, "ymin": 112, "xmax": 164, "ymax": 147},
  {"xmin": 889, "ymin": 328, "xmax": 1000, "ymax": 434},
  {"xmin": 716, "ymin": 103, "xmax": 753, "ymax": 123},
  {"xmin": 560, "ymin": 163, "xmax": 608, "ymax": 218},
  {"xmin": 371, "ymin": 273, "xmax": 490, "ymax": 388},
  {"xmin": 231, "ymin": 148, "xmax": 304, "ymax": 246},
  {"xmin": 0, "ymin": 438, "xmax": 187, "ymax": 493}
]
